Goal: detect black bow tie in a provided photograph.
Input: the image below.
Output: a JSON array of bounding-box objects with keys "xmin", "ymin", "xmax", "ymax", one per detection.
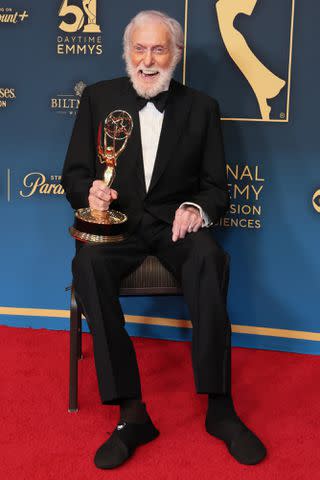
[{"xmin": 136, "ymin": 90, "xmax": 169, "ymax": 113}]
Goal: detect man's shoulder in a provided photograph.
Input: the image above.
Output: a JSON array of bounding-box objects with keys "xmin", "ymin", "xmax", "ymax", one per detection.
[
  {"xmin": 173, "ymin": 80, "xmax": 219, "ymax": 110},
  {"xmin": 85, "ymin": 76, "xmax": 130, "ymax": 96}
]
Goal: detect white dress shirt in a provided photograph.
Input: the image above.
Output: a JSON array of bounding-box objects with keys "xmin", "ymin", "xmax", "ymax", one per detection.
[{"xmin": 139, "ymin": 101, "xmax": 211, "ymax": 227}]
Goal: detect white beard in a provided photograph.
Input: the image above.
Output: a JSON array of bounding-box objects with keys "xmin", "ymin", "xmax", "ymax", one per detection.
[{"xmin": 125, "ymin": 54, "xmax": 177, "ymax": 99}]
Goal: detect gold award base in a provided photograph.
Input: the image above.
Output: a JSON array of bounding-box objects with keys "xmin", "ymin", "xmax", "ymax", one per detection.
[
  {"xmin": 83, "ymin": 24, "xmax": 101, "ymax": 33},
  {"xmin": 70, "ymin": 207, "xmax": 128, "ymax": 243}
]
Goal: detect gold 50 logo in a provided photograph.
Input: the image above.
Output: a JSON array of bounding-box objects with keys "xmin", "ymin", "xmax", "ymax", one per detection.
[
  {"xmin": 59, "ymin": 0, "xmax": 100, "ymax": 33},
  {"xmin": 57, "ymin": 0, "xmax": 103, "ymax": 55}
]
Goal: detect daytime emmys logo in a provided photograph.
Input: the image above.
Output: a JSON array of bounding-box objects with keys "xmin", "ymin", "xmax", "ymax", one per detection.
[{"xmin": 57, "ymin": 0, "xmax": 102, "ymax": 55}]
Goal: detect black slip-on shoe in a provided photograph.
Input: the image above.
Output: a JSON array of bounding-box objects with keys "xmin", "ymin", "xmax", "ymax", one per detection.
[{"xmin": 94, "ymin": 417, "xmax": 159, "ymax": 469}]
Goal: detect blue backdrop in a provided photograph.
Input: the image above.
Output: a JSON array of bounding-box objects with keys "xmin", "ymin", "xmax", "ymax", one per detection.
[{"xmin": 1, "ymin": 0, "xmax": 319, "ymax": 354}]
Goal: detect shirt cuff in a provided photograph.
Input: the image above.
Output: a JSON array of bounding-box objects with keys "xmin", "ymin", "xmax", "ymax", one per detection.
[{"xmin": 179, "ymin": 202, "xmax": 212, "ymax": 227}]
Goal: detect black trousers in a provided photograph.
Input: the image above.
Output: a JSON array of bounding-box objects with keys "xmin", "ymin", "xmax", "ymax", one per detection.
[{"xmin": 72, "ymin": 212, "xmax": 232, "ymax": 405}]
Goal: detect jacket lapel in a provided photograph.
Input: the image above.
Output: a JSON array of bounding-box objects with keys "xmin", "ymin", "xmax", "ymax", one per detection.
[
  {"xmin": 119, "ymin": 79, "xmax": 147, "ymax": 197},
  {"xmin": 147, "ymin": 80, "xmax": 192, "ymax": 195}
]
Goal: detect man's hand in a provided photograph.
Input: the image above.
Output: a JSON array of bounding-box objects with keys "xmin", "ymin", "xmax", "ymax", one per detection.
[
  {"xmin": 172, "ymin": 206, "xmax": 203, "ymax": 242},
  {"xmin": 88, "ymin": 180, "xmax": 118, "ymax": 211}
]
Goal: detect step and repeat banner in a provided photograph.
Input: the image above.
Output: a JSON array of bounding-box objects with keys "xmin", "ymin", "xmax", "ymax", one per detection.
[{"xmin": 1, "ymin": 0, "xmax": 319, "ymax": 354}]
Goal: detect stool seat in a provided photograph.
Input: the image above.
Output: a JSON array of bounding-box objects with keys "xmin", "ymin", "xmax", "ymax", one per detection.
[{"xmin": 120, "ymin": 255, "xmax": 182, "ymax": 295}]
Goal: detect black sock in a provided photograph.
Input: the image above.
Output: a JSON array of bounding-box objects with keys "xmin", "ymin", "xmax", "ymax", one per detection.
[
  {"xmin": 119, "ymin": 398, "xmax": 149, "ymax": 424},
  {"xmin": 206, "ymin": 394, "xmax": 242, "ymax": 443},
  {"xmin": 207, "ymin": 393, "xmax": 238, "ymax": 423},
  {"xmin": 206, "ymin": 393, "xmax": 266, "ymax": 465},
  {"xmin": 206, "ymin": 393, "xmax": 243, "ymax": 441}
]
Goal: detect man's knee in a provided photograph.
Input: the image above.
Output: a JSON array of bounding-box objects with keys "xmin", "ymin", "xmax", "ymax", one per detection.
[
  {"xmin": 189, "ymin": 230, "xmax": 228, "ymax": 267},
  {"xmin": 72, "ymin": 245, "xmax": 105, "ymax": 276}
]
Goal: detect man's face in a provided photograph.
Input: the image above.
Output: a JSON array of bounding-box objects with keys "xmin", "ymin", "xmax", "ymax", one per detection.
[{"xmin": 126, "ymin": 20, "xmax": 177, "ymax": 98}]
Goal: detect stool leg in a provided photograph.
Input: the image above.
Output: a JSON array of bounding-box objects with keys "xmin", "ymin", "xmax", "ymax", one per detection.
[
  {"xmin": 77, "ymin": 315, "xmax": 83, "ymax": 360},
  {"xmin": 69, "ymin": 286, "xmax": 79, "ymax": 412}
]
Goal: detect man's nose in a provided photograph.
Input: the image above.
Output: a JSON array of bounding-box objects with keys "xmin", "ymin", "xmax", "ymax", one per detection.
[{"xmin": 143, "ymin": 49, "xmax": 154, "ymax": 67}]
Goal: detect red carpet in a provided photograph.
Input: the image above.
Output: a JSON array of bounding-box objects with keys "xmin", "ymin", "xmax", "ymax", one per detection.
[{"xmin": 1, "ymin": 325, "xmax": 319, "ymax": 479}]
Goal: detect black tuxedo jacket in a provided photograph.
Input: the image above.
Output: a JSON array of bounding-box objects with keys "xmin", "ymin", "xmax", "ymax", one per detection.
[{"xmin": 62, "ymin": 77, "xmax": 229, "ymax": 232}]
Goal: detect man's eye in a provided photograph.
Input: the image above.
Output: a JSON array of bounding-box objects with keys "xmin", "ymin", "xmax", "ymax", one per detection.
[
  {"xmin": 154, "ymin": 48, "xmax": 164, "ymax": 54},
  {"xmin": 134, "ymin": 46, "xmax": 144, "ymax": 53}
]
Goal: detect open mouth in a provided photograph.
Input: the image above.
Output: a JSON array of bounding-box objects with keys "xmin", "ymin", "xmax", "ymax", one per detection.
[{"xmin": 138, "ymin": 69, "xmax": 160, "ymax": 79}]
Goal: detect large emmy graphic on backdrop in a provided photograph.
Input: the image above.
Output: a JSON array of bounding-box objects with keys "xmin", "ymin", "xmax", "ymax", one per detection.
[{"xmin": 69, "ymin": 110, "xmax": 133, "ymax": 243}]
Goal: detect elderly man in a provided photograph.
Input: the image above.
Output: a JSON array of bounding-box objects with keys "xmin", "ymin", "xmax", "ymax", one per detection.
[{"xmin": 62, "ymin": 10, "xmax": 266, "ymax": 469}]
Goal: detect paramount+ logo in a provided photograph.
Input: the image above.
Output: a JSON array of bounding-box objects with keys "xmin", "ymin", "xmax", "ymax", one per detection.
[
  {"xmin": 19, "ymin": 173, "xmax": 64, "ymax": 198},
  {"xmin": 0, "ymin": 7, "xmax": 28, "ymax": 23},
  {"xmin": 57, "ymin": 0, "xmax": 102, "ymax": 55}
]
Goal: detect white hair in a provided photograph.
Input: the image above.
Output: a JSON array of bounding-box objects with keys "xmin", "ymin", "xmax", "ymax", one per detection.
[{"xmin": 123, "ymin": 10, "xmax": 184, "ymax": 62}]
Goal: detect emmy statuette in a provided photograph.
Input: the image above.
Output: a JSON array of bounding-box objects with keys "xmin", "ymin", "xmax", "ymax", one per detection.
[
  {"xmin": 82, "ymin": 0, "xmax": 101, "ymax": 32},
  {"xmin": 69, "ymin": 110, "xmax": 133, "ymax": 243}
]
